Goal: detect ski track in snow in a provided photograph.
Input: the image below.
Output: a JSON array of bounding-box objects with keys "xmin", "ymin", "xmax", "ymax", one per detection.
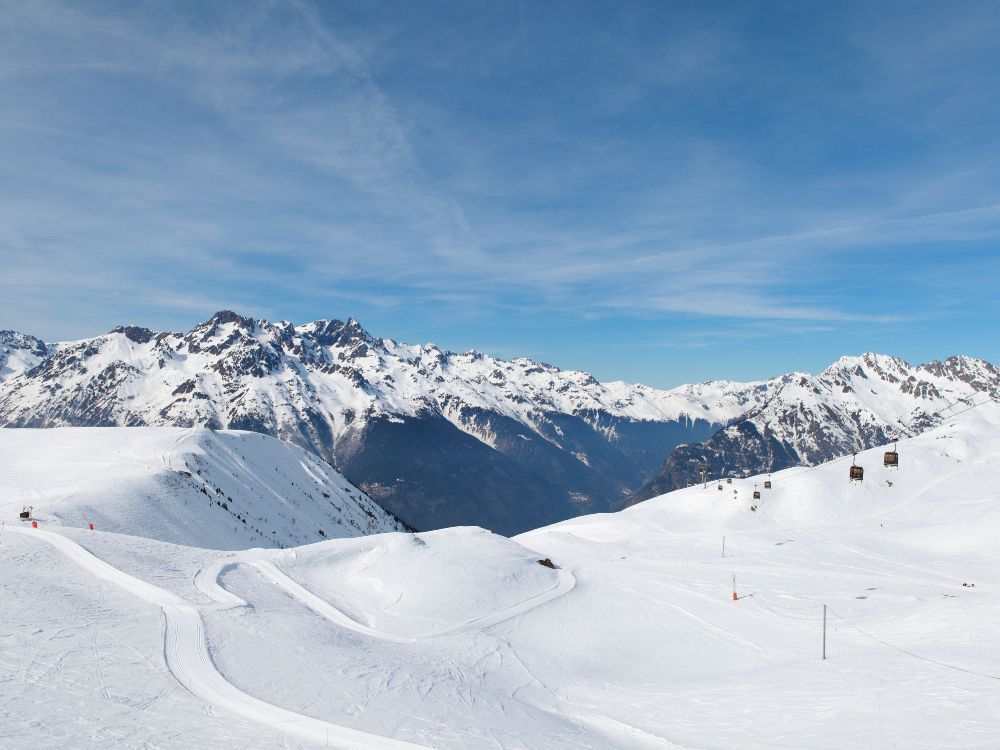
[
  {"xmin": 9, "ymin": 525, "xmax": 581, "ymax": 748},
  {"xmin": 195, "ymin": 555, "xmax": 576, "ymax": 642},
  {"xmin": 9, "ymin": 526, "xmax": 430, "ymax": 750}
]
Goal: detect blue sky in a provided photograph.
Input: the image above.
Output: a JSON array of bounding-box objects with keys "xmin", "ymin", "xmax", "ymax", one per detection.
[{"xmin": 1, "ymin": 0, "xmax": 998, "ymax": 387}]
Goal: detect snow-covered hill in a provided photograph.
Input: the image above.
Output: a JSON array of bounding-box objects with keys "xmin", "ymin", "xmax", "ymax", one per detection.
[
  {"xmin": 0, "ymin": 311, "xmax": 761, "ymax": 533},
  {"xmin": 0, "ymin": 427, "xmax": 406, "ymax": 549},
  {"xmin": 631, "ymin": 352, "xmax": 1000, "ymax": 502},
  {"xmin": 2, "ymin": 400, "xmax": 999, "ymax": 748}
]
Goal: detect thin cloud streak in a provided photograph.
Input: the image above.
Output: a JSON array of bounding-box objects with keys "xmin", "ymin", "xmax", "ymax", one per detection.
[{"xmin": 0, "ymin": 0, "xmax": 998, "ymax": 378}]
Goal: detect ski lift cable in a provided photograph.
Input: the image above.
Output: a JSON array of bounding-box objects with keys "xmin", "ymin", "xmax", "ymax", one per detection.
[
  {"xmin": 707, "ymin": 395, "xmax": 996, "ymax": 487},
  {"xmin": 740, "ymin": 396, "xmax": 1000, "ymax": 507},
  {"xmin": 828, "ymin": 608, "xmax": 1000, "ymax": 682},
  {"xmin": 740, "ymin": 594, "xmax": 1000, "ymax": 681},
  {"xmin": 770, "ymin": 395, "xmax": 999, "ymax": 483}
]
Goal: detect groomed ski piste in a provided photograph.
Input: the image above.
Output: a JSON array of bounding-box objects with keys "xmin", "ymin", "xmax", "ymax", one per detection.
[{"xmin": 2, "ymin": 401, "xmax": 1000, "ymax": 748}]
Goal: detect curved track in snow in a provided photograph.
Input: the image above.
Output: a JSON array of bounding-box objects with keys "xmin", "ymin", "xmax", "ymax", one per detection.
[
  {"xmin": 195, "ymin": 554, "xmax": 576, "ymax": 641},
  {"xmin": 10, "ymin": 527, "xmax": 430, "ymax": 750},
  {"xmin": 12, "ymin": 526, "xmax": 579, "ymax": 748}
]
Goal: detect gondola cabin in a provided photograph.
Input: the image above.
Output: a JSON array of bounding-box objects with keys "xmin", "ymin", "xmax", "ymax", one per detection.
[
  {"xmin": 753, "ymin": 490, "xmax": 761, "ymax": 500},
  {"xmin": 764, "ymin": 480, "xmax": 772, "ymax": 490},
  {"xmin": 19, "ymin": 510, "xmax": 29, "ymax": 520},
  {"xmin": 884, "ymin": 441, "xmax": 899, "ymax": 469},
  {"xmin": 717, "ymin": 484, "xmax": 723, "ymax": 491},
  {"xmin": 849, "ymin": 465, "xmax": 864, "ymax": 482},
  {"xmin": 726, "ymin": 478, "xmax": 732, "ymax": 484}
]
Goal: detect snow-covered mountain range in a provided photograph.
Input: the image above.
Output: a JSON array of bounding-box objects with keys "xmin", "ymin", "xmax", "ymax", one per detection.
[
  {"xmin": 1, "ymin": 312, "xmax": 996, "ymax": 532},
  {"xmin": 0, "ymin": 427, "xmax": 407, "ymax": 549},
  {"xmin": 0, "ymin": 311, "xmax": 760, "ymax": 533},
  {"xmin": 630, "ymin": 352, "xmax": 1000, "ymax": 502}
]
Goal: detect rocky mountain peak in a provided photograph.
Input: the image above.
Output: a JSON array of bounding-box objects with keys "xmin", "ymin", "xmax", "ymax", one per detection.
[
  {"xmin": 0, "ymin": 330, "xmax": 47, "ymax": 354},
  {"xmin": 935, "ymin": 355, "xmax": 1000, "ymax": 395},
  {"xmin": 183, "ymin": 311, "xmax": 267, "ymax": 354},
  {"xmin": 304, "ymin": 317, "xmax": 374, "ymax": 349},
  {"xmin": 0, "ymin": 330, "xmax": 49, "ymax": 381},
  {"xmin": 206, "ymin": 309, "xmax": 255, "ymax": 328},
  {"xmin": 109, "ymin": 325, "xmax": 156, "ymax": 344}
]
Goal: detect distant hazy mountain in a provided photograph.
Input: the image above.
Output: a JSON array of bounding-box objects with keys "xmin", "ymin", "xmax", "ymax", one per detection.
[
  {"xmin": 0, "ymin": 311, "xmax": 763, "ymax": 533},
  {"xmin": 629, "ymin": 352, "xmax": 1000, "ymax": 504}
]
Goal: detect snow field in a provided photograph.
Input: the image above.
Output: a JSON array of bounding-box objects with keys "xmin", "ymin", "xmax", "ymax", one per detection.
[
  {"xmin": 514, "ymin": 403, "xmax": 1000, "ymax": 747},
  {"xmin": 2, "ymin": 403, "xmax": 1000, "ymax": 747}
]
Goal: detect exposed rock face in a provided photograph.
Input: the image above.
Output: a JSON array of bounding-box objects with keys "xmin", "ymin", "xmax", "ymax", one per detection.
[
  {"xmin": 0, "ymin": 331, "xmax": 48, "ymax": 379},
  {"xmin": 0, "ymin": 311, "xmax": 759, "ymax": 534},
  {"xmin": 630, "ymin": 353, "xmax": 1000, "ymax": 504}
]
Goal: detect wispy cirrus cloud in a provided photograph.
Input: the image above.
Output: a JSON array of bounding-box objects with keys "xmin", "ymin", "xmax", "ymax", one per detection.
[
  {"xmin": 0, "ymin": 0, "xmax": 481, "ymax": 332},
  {"xmin": 0, "ymin": 0, "xmax": 998, "ymax": 383}
]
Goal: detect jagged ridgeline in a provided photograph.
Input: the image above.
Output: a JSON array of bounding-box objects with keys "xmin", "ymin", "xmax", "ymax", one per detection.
[
  {"xmin": 629, "ymin": 353, "xmax": 1000, "ymax": 505},
  {"xmin": 0, "ymin": 312, "xmax": 753, "ymax": 534},
  {"xmin": 2, "ymin": 316, "xmax": 996, "ymax": 532}
]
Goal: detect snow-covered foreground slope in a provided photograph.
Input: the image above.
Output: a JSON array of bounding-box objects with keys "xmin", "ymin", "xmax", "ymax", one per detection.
[
  {"xmin": 2, "ymin": 402, "xmax": 999, "ymax": 748},
  {"xmin": 0, "ymin": 427, "xmax": 406, "ymax": 549}
]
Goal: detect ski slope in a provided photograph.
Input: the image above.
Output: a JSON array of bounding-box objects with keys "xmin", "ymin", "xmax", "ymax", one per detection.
[
  {"xmin": 0, "ymin": 426, "xmax": 406, "ymax": 549},
  {"xmin": 2, "ymin": 402, "xmax": 1000, "ymax": 748},
  {"xmin": 5, "ymin": 525, "xmax": 429, "ymax": 749}
]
